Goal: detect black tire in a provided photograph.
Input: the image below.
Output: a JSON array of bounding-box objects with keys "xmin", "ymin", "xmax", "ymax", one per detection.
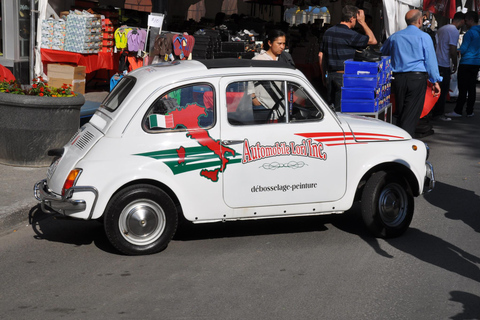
[
  {"xmin": 104, "ymin": 184, "xmax": 177, "ymax": 255},
  {"xmin": 361, "ymin": 170, "xmax": 414, "ymax": 238}
]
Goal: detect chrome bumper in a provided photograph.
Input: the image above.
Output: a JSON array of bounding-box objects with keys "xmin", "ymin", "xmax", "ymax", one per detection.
[
  {"xmin": 34, "ymin": 179, "xmax": 98, "ymax": 219},
  {"xmin": 423, "ymin": 161, "xmax": 435, "ymax": 193}
]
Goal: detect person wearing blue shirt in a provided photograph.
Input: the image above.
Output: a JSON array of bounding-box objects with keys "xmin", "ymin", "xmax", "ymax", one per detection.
[
  {"xmin": 381, "ymin": 9, "xmax": 442, "ymax": 137},
  {"xmin": 446, "ymin": 11, "xmax": 480, "ymax": 118}
]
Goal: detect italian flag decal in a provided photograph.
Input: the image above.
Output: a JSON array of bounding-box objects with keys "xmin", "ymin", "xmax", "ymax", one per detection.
[{"xmin": 149, "ymin": 114, "xmax": 174, "ymax": 129}]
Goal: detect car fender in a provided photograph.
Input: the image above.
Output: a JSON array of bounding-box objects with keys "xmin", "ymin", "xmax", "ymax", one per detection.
[{"xmin": 344, "ymin": 140, "xmax": 428, "ymax": 201}]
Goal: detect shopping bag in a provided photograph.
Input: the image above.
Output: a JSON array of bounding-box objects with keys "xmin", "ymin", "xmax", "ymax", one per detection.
[
  {"xmin": 448, "ymin": 70, "xmax": 458, "ymax": 101},
  {"xmin": 421, "ymin": 81, "xmax": 439, "ymax": 118}
]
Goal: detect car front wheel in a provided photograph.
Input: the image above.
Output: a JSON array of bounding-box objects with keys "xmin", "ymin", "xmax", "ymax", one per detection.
[
  {"xmin": 361, "ymin": 170, "xmax": 414, "ymax": 238},
  {"xmin": 104, "ymin": 184, "xmax": 178, "ymax": 255}
]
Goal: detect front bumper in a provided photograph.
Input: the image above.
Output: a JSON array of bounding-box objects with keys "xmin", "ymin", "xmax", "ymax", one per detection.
[
  {"xmin": 423, "ymin": 161, "xmax": 435, "ymax": 193},
  {"xmin": 34, "ymin": 179, "xmax": 98, "ymax": 219}
]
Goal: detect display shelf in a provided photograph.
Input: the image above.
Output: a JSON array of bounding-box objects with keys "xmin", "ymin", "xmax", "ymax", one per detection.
[{"xmin": 342, "ymin": 103, "xmax": 392, "ymax": 123}]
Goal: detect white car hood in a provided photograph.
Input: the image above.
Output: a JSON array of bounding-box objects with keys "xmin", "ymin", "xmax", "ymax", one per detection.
[{"xmin": 337, "ymin": 113, "xmax": 411, "ymax": 142}]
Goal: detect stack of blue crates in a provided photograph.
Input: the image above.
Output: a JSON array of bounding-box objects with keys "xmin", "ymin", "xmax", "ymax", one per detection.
[{"xmin": 341, "ymin": 57, "xmax": 392, "ymax": 113}]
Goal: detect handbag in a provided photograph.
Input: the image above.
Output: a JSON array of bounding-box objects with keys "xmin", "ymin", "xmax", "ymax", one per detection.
[
  {"xmin": 420, "ymin": 81, "xmax": 439, "ymax": 118},
  {"xmin": 391, "ymin": 81, "xmax": 439, "ymax": 118}
]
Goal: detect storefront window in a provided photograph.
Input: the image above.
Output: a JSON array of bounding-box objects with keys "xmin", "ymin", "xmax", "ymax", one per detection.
[{"xmin": 18, "ymin": 0, "xmax": 30, "ymax": 58}]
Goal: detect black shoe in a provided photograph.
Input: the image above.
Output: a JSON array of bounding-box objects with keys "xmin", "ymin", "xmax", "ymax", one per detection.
[{"xmin": 354, "ymin": 47, "xmax": 382, "ymax": 62}]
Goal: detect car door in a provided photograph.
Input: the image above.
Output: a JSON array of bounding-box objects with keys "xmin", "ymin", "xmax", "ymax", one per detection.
[
  {"xmin": 220, "ymin": 75, "xmax": 347, "ymax": 209},
  {"xmin": 137, "ymin": 80, "xmax": 229, "ymax": 221}
]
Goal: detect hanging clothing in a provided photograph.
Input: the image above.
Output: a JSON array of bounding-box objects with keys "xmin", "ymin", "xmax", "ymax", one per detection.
[
  {"xmin": 128, "ymin": 56, "xmax": 143, "ymax": 71},
  {"xmin": 127, "ymin": 28, "xmax": 147, "ymax": 52},
  {"xmin": 114, "ymin": 27, "xmax": 133, "ymax": 50},
  {"xmin": 423, "ymin": 0, "xmax": 456, "ymax": 19},
  {"xmin": 383, "ymin": 0, "xmax": 421, "ymax": 38}
]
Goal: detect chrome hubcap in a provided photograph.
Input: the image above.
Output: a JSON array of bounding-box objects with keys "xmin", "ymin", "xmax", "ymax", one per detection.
[
  {"xmin": 119, "ymin": 199, "xmax": 166, "ymax": 245},
  {"xmin": 378, "ymin": 183, "xmax": 407, "ymax": 227}
]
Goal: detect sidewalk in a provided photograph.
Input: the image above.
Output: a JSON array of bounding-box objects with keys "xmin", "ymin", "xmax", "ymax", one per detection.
[{"xmin": 0, "ymin": 90, "xmax": 108, "ymax": 235}]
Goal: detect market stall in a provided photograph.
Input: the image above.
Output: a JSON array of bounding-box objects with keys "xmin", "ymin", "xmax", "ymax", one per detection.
[{"xmin": 41, "ymin": 48, "xmax": 115, "ymax": 73}]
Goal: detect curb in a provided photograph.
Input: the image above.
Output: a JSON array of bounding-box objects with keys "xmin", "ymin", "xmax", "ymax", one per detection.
[{"xmin": 0, "ymin": 201, "xmax": 38, "ymax": 236}]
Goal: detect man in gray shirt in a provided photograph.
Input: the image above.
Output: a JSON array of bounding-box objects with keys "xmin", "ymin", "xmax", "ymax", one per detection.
[{"xmin": 432, "ymin": 12, "xmax": 464, "ymax": 121}]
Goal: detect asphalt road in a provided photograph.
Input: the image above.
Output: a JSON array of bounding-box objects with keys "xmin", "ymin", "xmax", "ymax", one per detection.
[{"xmin": 1, "ymin": 101, "xmax": 479, "ymax": 320}]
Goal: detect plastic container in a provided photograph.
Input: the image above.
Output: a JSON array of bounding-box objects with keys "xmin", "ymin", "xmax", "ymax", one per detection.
[
  {"xmin": 341, "ymin": 87, "xmax": 380, "ymax": 100},
  {"xmin": 341, "ymin": 98, "xmax": 379, "ymax": 112},
  {"xmin": 344, "ymin": 59, "xmax": 382, "ymax": 75},
  {"xmin": 343, "ymin": 74, "xmax": 380, "ymax": 88}
]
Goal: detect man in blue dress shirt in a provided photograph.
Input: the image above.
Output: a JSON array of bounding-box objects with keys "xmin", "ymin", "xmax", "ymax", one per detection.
[{"xmin": 381, "ymin": 9, "xmax": 442, "ymax": 137}]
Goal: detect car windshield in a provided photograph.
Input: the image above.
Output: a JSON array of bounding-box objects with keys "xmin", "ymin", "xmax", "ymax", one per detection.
[{"xmin": 101, "ymin": 76, "xmax": 136, "ymax": 112}]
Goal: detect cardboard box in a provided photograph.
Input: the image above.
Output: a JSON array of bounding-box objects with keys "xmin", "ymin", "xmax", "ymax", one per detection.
[
  {"xmin": 49, "ymin": 78, "xmax": 86, "ymax": 95},
  {"xmin": 48, "ymin": 64, "xmax": 86, "ymax": 80}
]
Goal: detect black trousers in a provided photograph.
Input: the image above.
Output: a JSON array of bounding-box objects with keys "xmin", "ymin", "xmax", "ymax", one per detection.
[
  {"xmin": 454, "ymin": 64, "xmax": 480, "ymax": 115},
  {"xmin": 326, "ymin": 72, "xmax": 343, "ymax": 111},
  {"xmin": 392, "ymin": 72, "xmax": 428, "ymax": 137},
  {"xmin": 432, "ymin": 66, "xmax": 451, "ymax": 117}
]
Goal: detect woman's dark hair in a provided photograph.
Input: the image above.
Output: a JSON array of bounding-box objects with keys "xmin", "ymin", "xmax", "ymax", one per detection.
[{"xmin": 263, "ymin": 30, "xmax": 286, "ymax": 51}]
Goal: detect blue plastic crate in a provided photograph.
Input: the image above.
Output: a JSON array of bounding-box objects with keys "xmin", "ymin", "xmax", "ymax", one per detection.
[
  {"xmin": 344, "ymin": 59, "xmax": 382, "ymax": 75},
  {"xmin": 343, "ymin": 74, "xmax": 380, "ymax": 88},
  {"xmin": 341, "ymin": 99, "xmax": 379, "ymax": 112},
  {"xmin": 342, "ymin": 87, "xmax": 380, "ymax": 100}
]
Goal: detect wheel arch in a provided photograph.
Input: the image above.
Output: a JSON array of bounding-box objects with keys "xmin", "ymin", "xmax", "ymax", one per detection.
[
  {"xmin": 355, "ymin": 162, "xmax": 419, "ymax": 200},
  {"xmin": 107, "ymin": 178, "xmax": 184, "ymax": 218}
]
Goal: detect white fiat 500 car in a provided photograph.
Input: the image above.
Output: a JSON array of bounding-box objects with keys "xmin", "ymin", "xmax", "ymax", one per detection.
[{"xmin": 35, "ymin": 59, "xmax": 434, "ymax": 255}]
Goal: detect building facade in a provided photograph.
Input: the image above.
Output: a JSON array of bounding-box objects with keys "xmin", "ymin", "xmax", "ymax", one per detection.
[{"xmin": 0, "ymin": 0, "xmax": 31, "ymax": 83}]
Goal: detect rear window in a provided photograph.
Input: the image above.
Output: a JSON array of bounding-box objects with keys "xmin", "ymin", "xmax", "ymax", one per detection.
[
  {"xmin": 143, "ymin": 83, "xmax": 215, "ymax": 133},
  {"xmin": 101, "ymin": 76, "xmax": 136, "ymax": 112}
]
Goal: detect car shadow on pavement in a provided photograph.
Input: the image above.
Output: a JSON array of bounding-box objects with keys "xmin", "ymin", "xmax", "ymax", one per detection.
[
  {"xmin": 328, "ymin": 206, "xmax": 395, "ymax": 259},
  {"xmin": 174, "ymin": 214, "xmax": 329, "ymax": 241},
  {"xmin": 423, "ymin": 181, "xmax": 480, "ymax": 233},
  {"xmin": 28, "ymin": 205, "xmax": 117, "ymax": 254}
]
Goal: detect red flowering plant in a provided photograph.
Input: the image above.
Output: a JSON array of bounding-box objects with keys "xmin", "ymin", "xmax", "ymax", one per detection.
[
  {"xmin": 27, "ymin": 77, "xmax": 77, "ymax": 97},
  {"xmin": 0, "ymin": 76, "xmax": 76, "ymax": 97},
  {"xmin": 0, "ymin": 77, "xmax": 25, "ymax": 94}
]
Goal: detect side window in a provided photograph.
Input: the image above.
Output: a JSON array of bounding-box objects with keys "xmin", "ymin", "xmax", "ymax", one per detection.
[
  {"xmin": 143, "ymin": 84, "xmax": 214, "ymax": 132},
  {"xmin": 287, "ymin": 82, "xmax": 323, "ymax": 122},
  {"xmin": 102, "ymin": 76, "xmax": 136, "ymax": 112},
  {"xmin": 226, "ymin": 80, "xmax": 286, "ymax": 125}
]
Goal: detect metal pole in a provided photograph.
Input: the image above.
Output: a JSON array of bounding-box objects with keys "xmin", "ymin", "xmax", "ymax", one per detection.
[{"xmin": 29, "ymin": 0, "xmax": 36, "ymax": 83}]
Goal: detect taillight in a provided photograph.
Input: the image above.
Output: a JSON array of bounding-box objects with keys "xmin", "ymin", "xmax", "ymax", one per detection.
[{"xmin": 62, "ymin": 169, "xmax": 82, "ymax": 196}]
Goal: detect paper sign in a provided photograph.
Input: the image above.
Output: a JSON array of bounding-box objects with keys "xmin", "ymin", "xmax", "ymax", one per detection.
[{"xmin": 148, "ymin": 14, "xmax": 164, "ymax": 28}]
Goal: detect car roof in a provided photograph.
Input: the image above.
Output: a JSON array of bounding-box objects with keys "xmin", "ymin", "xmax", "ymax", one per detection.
[
  {"xmin": 129, "ymin": 59, "xmax": 298, "ymax": 83},
  {"xmin": 198, "ymin": 58, "xmax": 296, "ymax": 70},
  {"xmin": 125, "ymin": 59, "xmax": 305, "ymax": 96}
]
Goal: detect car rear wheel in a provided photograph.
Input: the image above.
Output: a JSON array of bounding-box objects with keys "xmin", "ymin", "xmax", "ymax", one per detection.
[
  {"xmin": 361, "ymin": 170, "xmax": 414, "ymax": 238},
  {"xmin": 104, "ymin": 184, "xmax": 177, "ymax": 255}
]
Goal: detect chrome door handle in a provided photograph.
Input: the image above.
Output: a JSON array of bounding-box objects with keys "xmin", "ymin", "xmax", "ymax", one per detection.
[{"xmin": 222, "ymin": 140, "xmax": 243, "ymax": 145}]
